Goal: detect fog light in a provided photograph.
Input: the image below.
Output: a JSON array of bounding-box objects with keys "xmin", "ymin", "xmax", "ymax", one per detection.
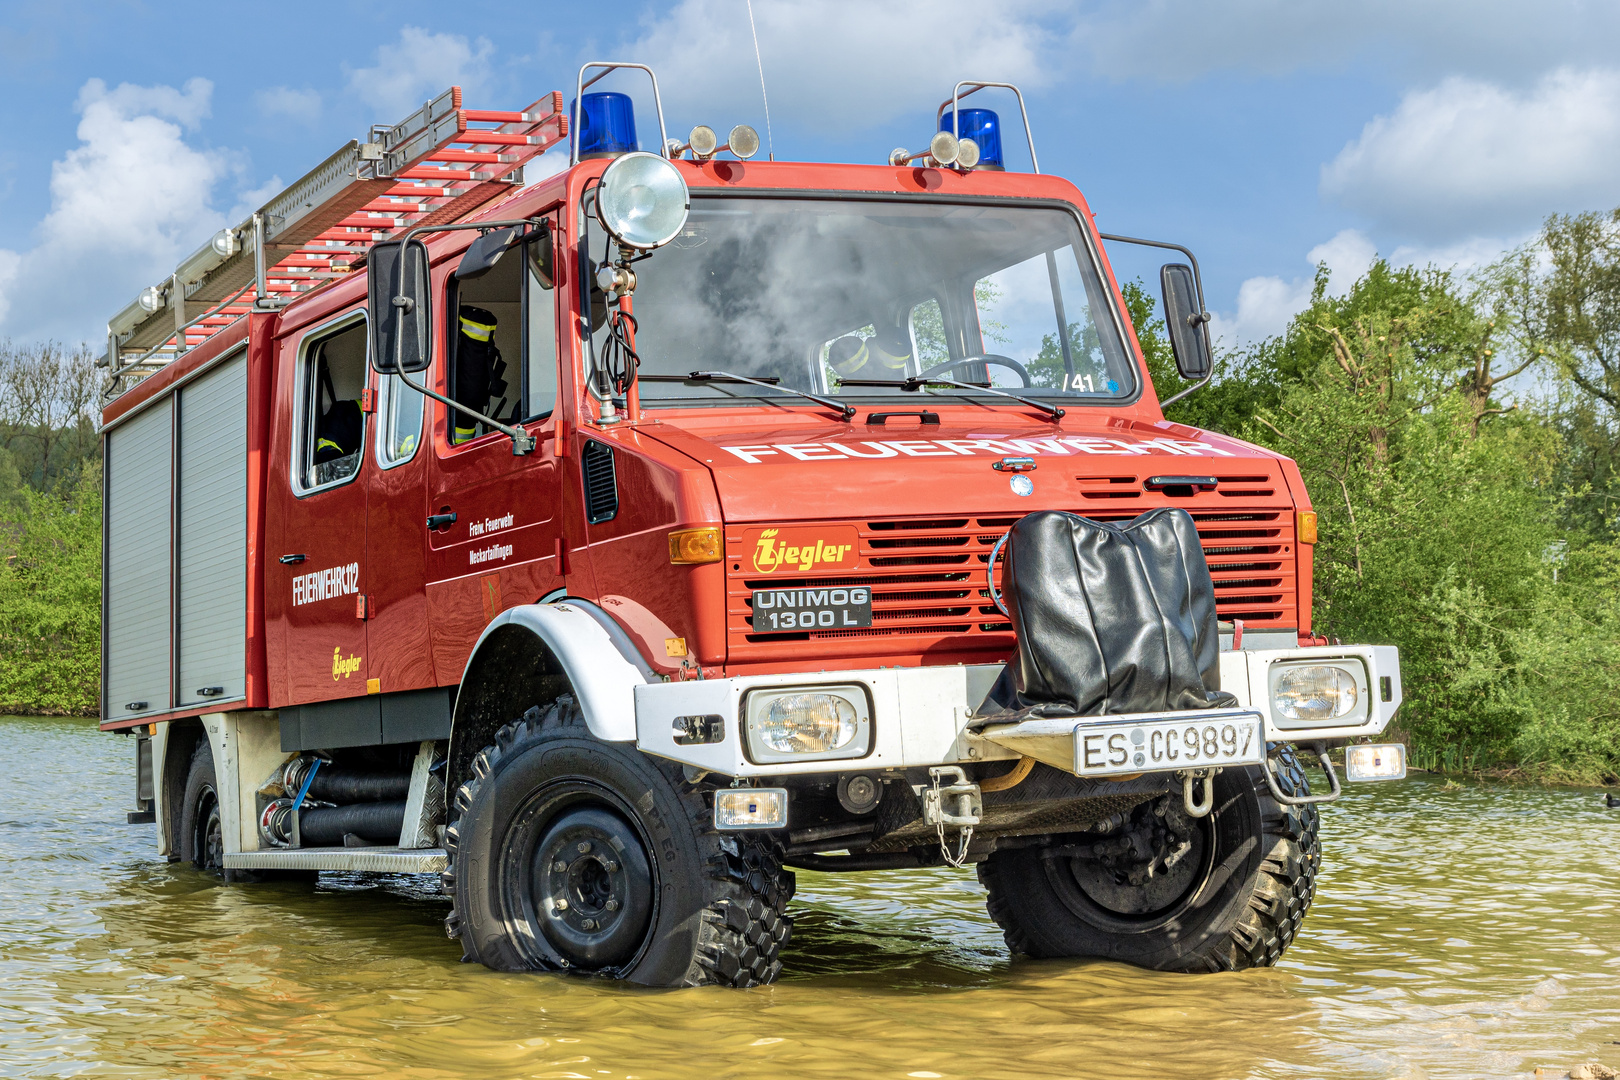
[
  {"xmin": 714, "ymin": 788, "xmax": 787, "ymax": 829},
  {"xmin": 1271, "ymin": 663, "xmax": 1363, "ymax": 724},
  {"xmin": 1345, "ymin": 743, "xmax": 1406, "ymax": 782},
  {"xmin": 744, "ymin": 685, "xmax": 872, "ymax": 763},
  {"xmin": 668, "ymin": 526, "xmax": 722, "ymax": 564}
]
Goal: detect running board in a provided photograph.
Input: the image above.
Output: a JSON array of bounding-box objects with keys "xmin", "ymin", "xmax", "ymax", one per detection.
[{"xmin": 223, "ymin": 846, "xmax": 447, "ymax": 873}]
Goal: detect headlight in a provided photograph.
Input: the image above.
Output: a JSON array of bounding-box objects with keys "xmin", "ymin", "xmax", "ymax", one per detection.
[
  {"xmin": 1270, "ymin": 662, "xmax": 1366, "ymax": 726},
  {"xmin": 743, "ymin": 684, "xmax": 872, "ymax": 763}
]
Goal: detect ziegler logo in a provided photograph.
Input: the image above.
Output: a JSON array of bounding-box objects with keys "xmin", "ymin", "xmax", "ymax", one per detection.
[
  {"xmin": 332, "ymin": 647, "xmax": 362, "ymax": 681},
  {"xmin": 745, "ymin": 525, "xmax": 861, "ymax": 574}
]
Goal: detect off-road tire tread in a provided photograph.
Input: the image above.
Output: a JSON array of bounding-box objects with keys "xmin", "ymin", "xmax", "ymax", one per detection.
[
  {"xmin": 978, "ymin": 744, "xmax": 1320, "ymax": 973},
  {"xmin": 440, "ymin": 696, "xmax": 794, "ymax": 986}
]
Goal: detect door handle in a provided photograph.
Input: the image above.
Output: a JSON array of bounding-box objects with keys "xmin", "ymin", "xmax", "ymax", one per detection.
[
  {"xmin": 427, "ymin": 512, "xmax": 458, "ymax": 531},
  {"xmin": 279, "ymin": 554, "xmax": 307, "ymax": 564}
]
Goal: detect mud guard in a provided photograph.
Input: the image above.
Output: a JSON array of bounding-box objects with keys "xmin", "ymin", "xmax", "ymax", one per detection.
[{"xmin": 448, "ymin": 601, "xmax": 652, "ymax": 795}]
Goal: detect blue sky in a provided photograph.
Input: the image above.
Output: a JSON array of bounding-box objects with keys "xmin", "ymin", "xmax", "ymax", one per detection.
[{"xmin": 3, "ymin": 0, "xmax": 1619, "ymax": 350}]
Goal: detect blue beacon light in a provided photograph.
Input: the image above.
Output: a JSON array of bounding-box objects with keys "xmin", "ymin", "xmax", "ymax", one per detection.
[
  {"xmin": 941, "ymin": 108, "xmax": 1003, "ymax": 170},
  {"xmin": 574, "ymin": 92, "xmax": 638, "ymax": 158}
]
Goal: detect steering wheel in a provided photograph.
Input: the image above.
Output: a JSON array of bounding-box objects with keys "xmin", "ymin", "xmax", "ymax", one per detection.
[{"xmin": 917, "ymin": 354, "xmax": 1032, "ymax": 388}]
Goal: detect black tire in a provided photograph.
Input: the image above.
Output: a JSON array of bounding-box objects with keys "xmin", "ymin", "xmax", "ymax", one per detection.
[
  {"xmin": 441, "ymin": 697, "xmax": 795, "ymax": 986},
  {"xmin": 177, "ymin": 739, "xmax": 225, "ymax": 875},
  {"xmin": 978, "ymin": 745, "xmax": 1320, "ymax": 972}
]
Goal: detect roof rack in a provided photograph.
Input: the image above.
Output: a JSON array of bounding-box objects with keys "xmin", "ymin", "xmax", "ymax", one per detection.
[{"xmin": 102, "ymin": 87, "xmax": 568, "ymax": 400}]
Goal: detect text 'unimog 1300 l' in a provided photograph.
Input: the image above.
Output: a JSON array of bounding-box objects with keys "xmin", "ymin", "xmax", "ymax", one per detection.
[{"xmin": 99, "ymin": 66, "xmax": 1409, "ymax": 986}]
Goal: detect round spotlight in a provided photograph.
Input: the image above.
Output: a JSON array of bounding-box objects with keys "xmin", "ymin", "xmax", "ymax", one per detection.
[
  {"xmin": 688, "ymin": 125, "xmax": 718, "ymax": 158},
  {"xmin": 727, "ymin": 124, "xmax": 760, "ymax": 160},
  {"xmin": 928, "ymin": 130, "xmax": 959, "ymax": 166},
  {"xmin": 596, "ymin": 151, "xmax": 691, "ymax": 250},
  {"xmin": 211, "ymin": 228, "xmax": 240, "ymax": 258},
  {"xmin": 956, "ymin": 137, "xmax": 981, "ymax": 169},
  {"xmin": 137, "ymin": 286, "xmax": 165, "ymax": 314}
]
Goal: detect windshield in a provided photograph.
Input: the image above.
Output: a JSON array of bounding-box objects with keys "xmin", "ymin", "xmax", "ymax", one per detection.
[{"xmin": 585, "ymin": 197, "xmax": 1139, "ymax": 406}]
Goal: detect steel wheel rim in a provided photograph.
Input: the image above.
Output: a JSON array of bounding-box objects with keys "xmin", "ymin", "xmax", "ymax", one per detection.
[
  {"xmin": 498, "ymin": 780, "xmax": 659, "ymax": 974},
  {"xmin": 196, "ymin": 784, "xmax": 224, "ymax": 873}
]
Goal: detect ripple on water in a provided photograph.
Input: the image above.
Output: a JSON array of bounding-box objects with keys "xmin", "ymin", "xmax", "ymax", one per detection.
[{"xmin": 0, "ymin": 714, "xmax": 1616, "ymax": 1079}]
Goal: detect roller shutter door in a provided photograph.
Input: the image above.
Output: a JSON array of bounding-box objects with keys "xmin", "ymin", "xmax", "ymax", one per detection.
[
  {"xmin": 104, "ymin": 398, "xmax": 172, "ymax": 719},
  {"xmin": 176, "ymin": 352, "xmax": 247, "ymax": 707}
]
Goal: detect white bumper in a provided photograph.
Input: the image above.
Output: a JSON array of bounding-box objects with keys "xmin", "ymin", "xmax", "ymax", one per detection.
[{"xmin": 634, "ymin": 645, "xmax": 1402, "ymax": 778}]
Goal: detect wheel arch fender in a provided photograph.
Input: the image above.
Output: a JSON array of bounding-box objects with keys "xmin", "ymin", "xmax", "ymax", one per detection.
[{"xmin": 448, "ymin": 600, "xmax": 652, "ymax": 796}]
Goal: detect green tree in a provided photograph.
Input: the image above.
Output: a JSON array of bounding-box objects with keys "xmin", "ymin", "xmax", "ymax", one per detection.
[{"xmin": 0, "ymin": 460, "xmax": 103, "ymax": 716}]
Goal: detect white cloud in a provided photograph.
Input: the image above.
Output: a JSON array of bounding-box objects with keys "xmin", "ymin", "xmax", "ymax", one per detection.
[
  {"xmin": 346, "ymin": 27, "xmax": 494, "ymax": 121},
  {"xmin": 255, "ymin": 86, "xmax": 322, "ymax": 124},
  {"xmin": 617, "ymin": 0, "xmax": 1060, "ymax": 145},
  {"xmin": 1211, "ymin": 229, "xmax": 1377, "ymax": 346},
  {"xmin": 0, "ymin": 78, "xmax": 253, "ymax": 343},
  {"xmin": 1067, "ymin": 1, "xmax": 1620, "ymax": 84},
  {"xmin": 1321, "ymin": 68, "xmax": 1620, "ymax": 241}
]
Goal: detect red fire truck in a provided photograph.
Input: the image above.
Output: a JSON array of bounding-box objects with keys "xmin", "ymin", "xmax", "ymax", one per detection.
[{"xmin": 99, "ymin": 66, "xmax": 1407, "ymax": 987}]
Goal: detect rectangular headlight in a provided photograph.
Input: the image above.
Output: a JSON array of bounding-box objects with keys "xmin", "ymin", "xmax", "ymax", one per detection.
[
  {"xmin": 1269, "ymin": 659, "xmax": 1370, "ymax": 728},
  {"xmin": 714, "ymin": 788, "xmax": 788, "ymax": 829},
  {"xmin": 1345, "ymin": 743, "xmax": 1406, "ymax": 782},
  {"xmin": 743, "ymin": 683, "xmax": 872, "ymax": 763}
]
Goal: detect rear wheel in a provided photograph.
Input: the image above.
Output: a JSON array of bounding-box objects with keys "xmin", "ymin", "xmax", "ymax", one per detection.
[
  {"xmin": 177, "ymin": 740, "xmax": 225, "ymax": 875},
  {"xmin": 442, "ymin": 697, "xmax": 795, "ymax": 986},
  {"xmin": 978, "ymin": 746, "xmax": 1320, "ymax": 972}
]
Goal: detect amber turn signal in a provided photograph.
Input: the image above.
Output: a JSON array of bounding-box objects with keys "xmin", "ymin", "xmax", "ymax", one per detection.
[
  {"xmin": 669, "ymin": 526, "xmax": 723, "ymax": 564},
  {"xmin": 1296, "ymin": 511, "xmax": 1319, "ymax": 545}
]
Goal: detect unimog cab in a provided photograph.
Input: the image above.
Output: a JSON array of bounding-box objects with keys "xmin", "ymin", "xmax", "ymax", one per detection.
[{"xmin": 99, "ymin": 67, "xmax": 1407, "ymax": 986}]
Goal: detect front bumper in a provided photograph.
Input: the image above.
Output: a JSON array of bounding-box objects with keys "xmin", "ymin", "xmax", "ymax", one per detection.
[{"xmin": 633, "ymin": 644, "xmax": 1402, "ymax": 778}]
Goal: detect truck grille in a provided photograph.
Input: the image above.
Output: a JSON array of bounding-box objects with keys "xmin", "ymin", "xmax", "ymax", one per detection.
[{"xmin": 725, "ymin": 493, "xmax": 1299, "ymax": 661}]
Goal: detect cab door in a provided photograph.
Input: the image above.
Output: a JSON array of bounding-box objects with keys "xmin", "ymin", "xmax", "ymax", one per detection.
[
  {"xmin": 267, "ymin": 312, "xmax": 374, "ymax": 705},
  {"xmin": 424, "ymin": 217, "xmax": 565, "ymax": 677}
]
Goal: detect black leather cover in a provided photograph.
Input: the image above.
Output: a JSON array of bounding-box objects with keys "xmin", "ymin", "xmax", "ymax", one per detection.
[{"xmin": 974, "ymin": 508, "xmax": 1236, "ymax": 724}]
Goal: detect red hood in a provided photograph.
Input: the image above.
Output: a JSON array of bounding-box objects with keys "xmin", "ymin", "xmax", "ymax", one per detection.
[{"xmin": 640, "ymin": 410, "xmax": 1282, "ymax": 523}]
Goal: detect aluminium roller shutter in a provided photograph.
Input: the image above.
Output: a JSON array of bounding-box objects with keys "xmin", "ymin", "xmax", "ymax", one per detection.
[
  {"xmin": 175, "ymin": 352, "xmax": 247, "ymax": 707},
  {"xmin": 104, "ymin": 397, "xmax": 172, "ymax": 720}
]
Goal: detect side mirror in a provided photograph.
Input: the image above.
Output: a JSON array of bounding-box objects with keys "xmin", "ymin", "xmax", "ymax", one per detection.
[
  {"xmin": 368, "ymin": 239, "xmax": 431, "ymax": 374},
  {"xmin": 1159, "ymin": 263, "xmax": 1212, "ymax": 381},
  {"xmin": 455, "ymin": 226, "xmax": 523, "ymax": 281}
]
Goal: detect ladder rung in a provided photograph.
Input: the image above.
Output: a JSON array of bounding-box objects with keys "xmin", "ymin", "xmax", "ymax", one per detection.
[
  {"xmin": 460, "ymin": 109, "xmax": 542, "ymax": 123},
  {"xmin": 422, "ymin": 149, "xmax": 516, "ymax": 165},
  {"xmin": 394, "ymin": 166, "xmax": 499, "ymax": 181},
  {"xmin": 454, "ymin": 131, "xmax": 541, "ymax": 146}
]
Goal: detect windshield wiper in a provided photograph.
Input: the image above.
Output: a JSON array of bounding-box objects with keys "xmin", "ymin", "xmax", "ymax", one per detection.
[
  {"xmin": 838, "ymin": 377, "xmax": 1065, "ymax": 421},
  {"xmin": 641, "ymin": 371, "xmax": 855, "ymax": 421}
]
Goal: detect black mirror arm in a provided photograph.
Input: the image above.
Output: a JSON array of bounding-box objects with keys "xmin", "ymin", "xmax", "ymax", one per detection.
[
  {"xmin": 396, "ymin": 367, "xmax": 537, "ymax": 456},
  {"xmin": 1097, "ymin": 232, "xmax": 1216, "ymax": 409}
]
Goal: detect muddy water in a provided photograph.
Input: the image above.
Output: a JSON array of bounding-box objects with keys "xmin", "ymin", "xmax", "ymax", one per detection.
[{"xmin": 2, "ymin": 715, "xmax": 1616, "ymax": 1080}]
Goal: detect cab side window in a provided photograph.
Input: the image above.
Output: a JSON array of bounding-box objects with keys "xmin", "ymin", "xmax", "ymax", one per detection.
[
  {"xmin": 297, "ymin": 318, "xmax": 368, "ymax": 490},
  {"xmin": 447, "ymin": 223, "xmax": 559, "ymax": 443}
]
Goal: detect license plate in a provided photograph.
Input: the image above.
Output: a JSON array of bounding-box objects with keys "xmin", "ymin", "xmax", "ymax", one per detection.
[
  {"xmin": 1073, "ymin": 712, "xmax": 1264, "ymax": 777},
  {"xmin": 751, "ymin": 586, "xmax": 872, "ymax": 632}
]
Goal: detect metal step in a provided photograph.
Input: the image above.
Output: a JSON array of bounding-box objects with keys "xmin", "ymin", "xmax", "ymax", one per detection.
[{"xmin": 223, "ymin": 846, "xmax": 446, "ymax": 874}]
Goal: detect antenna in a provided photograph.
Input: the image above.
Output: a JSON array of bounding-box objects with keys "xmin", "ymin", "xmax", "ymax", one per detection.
[{"xmin": 745, "ymin": 0, "xmax": 775, "ymax": 161}]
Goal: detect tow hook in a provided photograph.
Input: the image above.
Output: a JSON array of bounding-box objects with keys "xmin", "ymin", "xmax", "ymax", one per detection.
[
  {"xmin": 1177, "ymin": 768, "xmax": 1220, "ymax": 818},
  {"xmin": 913, "ymin": 766, "xmax": 983, "ymax": 869},
  {"xmin": 915, "ymin": 765, "xmax": 982, "ymax": 828}
]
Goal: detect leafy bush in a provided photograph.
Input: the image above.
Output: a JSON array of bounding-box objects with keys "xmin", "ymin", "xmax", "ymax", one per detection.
[{"xmin": 0, "ymin": 459, "xmax": 101, "ymax": 716}]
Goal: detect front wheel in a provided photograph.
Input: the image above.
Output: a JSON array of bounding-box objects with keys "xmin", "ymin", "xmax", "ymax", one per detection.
[
  {"xmin": 442, "ymin": 698, "xmax": 795, "ymax": 986},
  {"xmin": 978, "ymin": 746, "xmax": 1320, "ymax": 972}
]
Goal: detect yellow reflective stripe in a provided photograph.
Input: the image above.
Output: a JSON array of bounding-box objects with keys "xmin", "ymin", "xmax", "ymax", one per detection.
[
  {"xmin": 454, "ymin": 425, "xmax": 477, "ymax": 441},
  {"xmin": 316, "ymin": 438, "xmax": 342, "ymax": 453},
  {"xmin": 834, "ymin": 340, "xmax": 869, "ymax": 376},
  {"xmin": 459, "ymin": 317, "xmax": 495, "ymax": 342}
]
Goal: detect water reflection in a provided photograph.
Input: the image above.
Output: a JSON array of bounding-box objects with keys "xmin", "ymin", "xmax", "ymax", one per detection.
[{"xmin": 3, "ymin": 715, "xmax": 1616, "ymax": 1079}]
